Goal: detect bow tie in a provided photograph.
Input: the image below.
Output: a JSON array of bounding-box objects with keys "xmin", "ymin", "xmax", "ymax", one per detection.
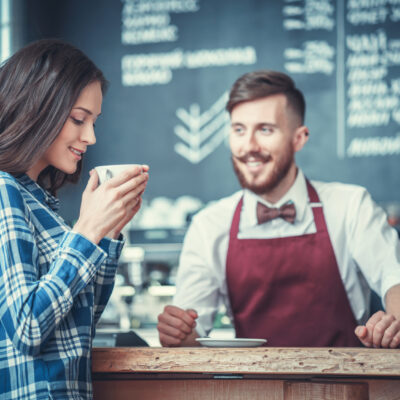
[{"xmin": 256, "ymin": 201, "xmax": 296, "ymax": 224}]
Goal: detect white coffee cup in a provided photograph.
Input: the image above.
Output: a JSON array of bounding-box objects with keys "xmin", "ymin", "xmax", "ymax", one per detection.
[{"xmin": 94, "ymin": 164, "xmax": 143, "ymax": 184}]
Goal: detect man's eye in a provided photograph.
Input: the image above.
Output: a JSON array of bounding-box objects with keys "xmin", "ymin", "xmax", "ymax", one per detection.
[
  {"xmin": 259, "ymin": 126, "xmax": 273, "ymax": 135},
  {"xmin": 233, "ymin": 127, "xmax": 244, "ymax": 135}
]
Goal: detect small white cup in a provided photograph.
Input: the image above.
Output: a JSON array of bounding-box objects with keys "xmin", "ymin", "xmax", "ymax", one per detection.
[{"xmin": 94, "ymin": 164, "xmax": 143, "ymax": 184}]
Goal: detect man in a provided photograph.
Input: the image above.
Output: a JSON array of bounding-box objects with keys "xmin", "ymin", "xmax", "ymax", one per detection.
[{"xmin": 157, "ymin": 70, "xmax": 400, "ymax": 348}]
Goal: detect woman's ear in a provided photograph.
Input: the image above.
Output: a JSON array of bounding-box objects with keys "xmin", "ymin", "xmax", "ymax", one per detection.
[{"xmin": 293, "ymin": 125, "xmax": 309, "ymax": 153}]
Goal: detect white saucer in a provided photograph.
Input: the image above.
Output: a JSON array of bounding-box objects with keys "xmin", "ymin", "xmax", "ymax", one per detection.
[{"xmin": 196, "ymin": 338, "xmax": 267, "ymax": 348}]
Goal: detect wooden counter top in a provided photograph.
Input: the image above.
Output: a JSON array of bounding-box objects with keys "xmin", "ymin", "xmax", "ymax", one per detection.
[
  {"xmin": 92, "ymin": 347, "xmax": 400, "ymax": 399},
  {"xmin": 92, "ymin": 346, "xmax": 400, "ymax": 377}
]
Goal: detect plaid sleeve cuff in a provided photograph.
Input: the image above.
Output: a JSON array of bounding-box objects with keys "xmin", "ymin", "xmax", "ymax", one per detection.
[
  {"xmin": 98, "ymin": 234, "xmax": 125, "ymax": 260},
  {"xmin": 60, "ymin": 231, "xmax": 107, "ymax": 259}
]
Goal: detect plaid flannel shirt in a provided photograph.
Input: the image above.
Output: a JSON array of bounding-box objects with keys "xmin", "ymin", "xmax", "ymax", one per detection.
[{"xmin": 0, "ymin": 172, "xmax": 124, "ymax": 399}]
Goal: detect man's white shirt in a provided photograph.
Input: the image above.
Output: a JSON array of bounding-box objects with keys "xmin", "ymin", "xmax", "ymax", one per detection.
[{"xmin": 173, "ymin": 170, "xmax": 400, "ymax": 337}]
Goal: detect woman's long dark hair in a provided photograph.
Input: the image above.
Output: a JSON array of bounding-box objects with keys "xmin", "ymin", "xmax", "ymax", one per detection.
[{"xmin": 0, "ymin": 39, "xmax": 108, "ymax": 195}]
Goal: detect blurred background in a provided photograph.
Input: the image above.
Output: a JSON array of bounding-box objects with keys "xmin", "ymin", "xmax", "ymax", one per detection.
[{"xmin": 3, "ymin": 0, "xmax": 400, "ymax": 345}]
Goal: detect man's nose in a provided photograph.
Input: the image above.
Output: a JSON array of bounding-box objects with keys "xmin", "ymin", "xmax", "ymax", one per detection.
[{"xmin": 245, "ymin": 132, "xmax": 261, "ymax": 152}]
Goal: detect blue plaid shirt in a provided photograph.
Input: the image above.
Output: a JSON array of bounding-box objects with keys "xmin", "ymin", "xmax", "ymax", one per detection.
[{"xmin": 0, "ymin": 172, "xmax": 124, "ymax": 399}]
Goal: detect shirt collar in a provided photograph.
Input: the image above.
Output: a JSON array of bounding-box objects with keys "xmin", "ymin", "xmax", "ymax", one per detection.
[
  {"xmin": 16, "ymin": 173, "xmax": 60, "ymax": 212},
  {"xmin": 242, "ymin": 169, "xmax": 309, "ymax": 227}
]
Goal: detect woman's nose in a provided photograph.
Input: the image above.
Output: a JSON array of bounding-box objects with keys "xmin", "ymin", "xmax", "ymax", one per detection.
[{"xmin": 82, "ymin": 125, "xmax": 96, "ymax": 145}]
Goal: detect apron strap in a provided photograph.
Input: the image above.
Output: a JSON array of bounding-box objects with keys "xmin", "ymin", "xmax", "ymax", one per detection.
[
  {"xmin": 306, "ymin": 179, "xmax": 328, "ymax": 234},
  {"xmin": 229, "ymin": 197, "xmax": 243, "ymax": 239}
]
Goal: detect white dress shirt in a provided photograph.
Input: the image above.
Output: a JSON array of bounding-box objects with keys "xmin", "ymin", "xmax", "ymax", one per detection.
[{"xmin": 173, "ymin": 170, "xmax": 400, "ymax": 337}]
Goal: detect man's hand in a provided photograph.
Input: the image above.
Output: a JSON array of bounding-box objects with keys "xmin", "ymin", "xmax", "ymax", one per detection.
[
  {"xmin": 355, "ymin": 311, "xmax": 400, "ymax": 348},
  {"xmin": 157, "ymin": 305, "xmax": 199, "ymax": 347}
]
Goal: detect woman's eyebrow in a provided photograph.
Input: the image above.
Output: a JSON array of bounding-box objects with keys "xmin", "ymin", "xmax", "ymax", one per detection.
[{"xmin": 72, "ymin": 106, "xmax": 101, "ymax": 117}]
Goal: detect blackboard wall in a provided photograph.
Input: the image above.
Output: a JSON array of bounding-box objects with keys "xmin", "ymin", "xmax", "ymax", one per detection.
[{"xmin": 23, "ymin": 0, "xmax": 400, "ymax": 223}]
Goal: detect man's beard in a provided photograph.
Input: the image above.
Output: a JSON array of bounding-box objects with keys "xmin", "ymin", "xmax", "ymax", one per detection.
[{"xmin": 231, "ymin": 148, "xmax": 294, "ymax": 196}]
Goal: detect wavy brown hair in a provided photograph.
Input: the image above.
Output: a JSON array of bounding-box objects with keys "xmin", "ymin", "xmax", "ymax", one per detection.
[
  {"xmin": 0, "ymin": 39, "xmax": 108, "ymax": 195},
  {"xmin": 226, "ymin": 70, "xmax": 305, "ymax": 125}
]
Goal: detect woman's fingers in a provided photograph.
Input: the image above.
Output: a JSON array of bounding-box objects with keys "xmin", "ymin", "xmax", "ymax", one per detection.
[
  {"xmin": 117, "ymin": 197, "xmax": 142, "ymax": 226},
  {"xmin": 83, "ymin": 169, "xmax": 99, "ymax": 194},
  {"xmin": 105, "ymin": 172, "xmax": 149, "ymax": 200},
  {"xmin": 104, "ymin": 193, "xmax": 144, "ymax": 239},
  {"xmin": 121, "ymin": 181, "xmax": 148, "ymax": 206},
  {"xmin": 105, "ymin": 165, "xmax": 145, "ymax": 188}
]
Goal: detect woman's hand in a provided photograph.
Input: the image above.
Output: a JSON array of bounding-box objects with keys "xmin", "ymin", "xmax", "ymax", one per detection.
[{"xmin": 73, "ymin": 165, "xmax": 149, "ymax": 243}]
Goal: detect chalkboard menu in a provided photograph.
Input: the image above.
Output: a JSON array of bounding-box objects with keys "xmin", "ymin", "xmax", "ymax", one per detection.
[{"xmin": 25, "ymin": 0, "xmax": 400, "ymax": 224}]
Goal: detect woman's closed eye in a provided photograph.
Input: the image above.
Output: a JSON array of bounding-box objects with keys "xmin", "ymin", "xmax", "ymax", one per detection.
[{"xmin": 70, "ymin": 117, "xmax": 84, "ymax": 126}]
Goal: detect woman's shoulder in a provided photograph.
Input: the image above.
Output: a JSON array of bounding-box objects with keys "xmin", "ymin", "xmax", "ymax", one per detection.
[
  {"xmin": 0, "ymin": 170, "xmax": 17, "ymax": 182},
  {"xmin": 0, "ymin": 171, "xmax": 27, "ymax": 207},
  {"xmin": 0, "ymin": 171, "xmax": 22, "ymax": 191}
]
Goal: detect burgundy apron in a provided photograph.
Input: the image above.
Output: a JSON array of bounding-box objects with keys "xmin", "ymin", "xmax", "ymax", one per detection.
[{"xmin": 226, "ymin": 181, "xmax": 361, "ymax": 347}]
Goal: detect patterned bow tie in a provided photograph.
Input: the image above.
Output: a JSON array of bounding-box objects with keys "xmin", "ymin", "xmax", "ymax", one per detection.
[{"xmin": 256, "ymin": 201, "xmax": 296, "ymax": 224}]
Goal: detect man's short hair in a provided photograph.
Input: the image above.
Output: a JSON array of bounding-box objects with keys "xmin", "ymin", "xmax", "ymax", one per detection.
[{"xmin": 226, "ymin": 70, "xmax": 306, "ymax": 124}]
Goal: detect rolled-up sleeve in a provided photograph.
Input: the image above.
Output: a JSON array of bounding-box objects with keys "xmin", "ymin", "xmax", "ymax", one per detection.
[
  {"xmin": 347, "ymin": 187, "xmax": 400, "ymax": 308},
  {"xmin": 173, "ymin": 217, "xmax": 221, "ymax": 337}
]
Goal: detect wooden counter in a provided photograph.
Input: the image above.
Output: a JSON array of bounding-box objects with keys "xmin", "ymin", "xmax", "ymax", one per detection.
[{"xmin": 92, "ymin": 347, "xmax": 400, "ymax": 399}]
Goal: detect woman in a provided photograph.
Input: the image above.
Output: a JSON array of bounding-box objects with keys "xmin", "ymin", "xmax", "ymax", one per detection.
[{"xmin": 0, "ymin": 39, "xmax": 149, "ymax": 399}]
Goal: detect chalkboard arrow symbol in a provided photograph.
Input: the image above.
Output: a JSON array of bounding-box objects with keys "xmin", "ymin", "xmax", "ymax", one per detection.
[
  {"xmin": 176, "ymin": 92, "xmax": 229, "ymax": 128},
  {"xmin": 174, "ymin": 127, "xmax": 228, "ymax": 164},
  {"xmin": 174, "ymin": 92, "xmax": 230, "ymax": 164},
  {"xmin": 174, "ymin": 112, "xmax": 229, "ymax": 146}
]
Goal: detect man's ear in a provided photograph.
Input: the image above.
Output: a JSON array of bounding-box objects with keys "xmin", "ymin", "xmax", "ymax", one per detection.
[{"xmin": 292, "ymin": 125, "xmax": 309, "ymax": 153}]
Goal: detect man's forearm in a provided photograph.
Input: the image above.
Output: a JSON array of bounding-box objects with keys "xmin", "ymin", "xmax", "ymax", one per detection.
[{"xmin": 385, "ymin": 284, "xmax": 400, "ymax": 319}]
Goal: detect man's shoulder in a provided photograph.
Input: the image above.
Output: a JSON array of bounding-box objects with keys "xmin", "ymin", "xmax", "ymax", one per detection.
[{"xmin": 311, "ymin": 179, "xmax": 369, "ymax": 206}]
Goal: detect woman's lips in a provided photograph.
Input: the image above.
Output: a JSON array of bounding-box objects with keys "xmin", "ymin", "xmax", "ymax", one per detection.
[{"xmin": 69, "ymin": 147, "xmax": 83, "ymax": 160}]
